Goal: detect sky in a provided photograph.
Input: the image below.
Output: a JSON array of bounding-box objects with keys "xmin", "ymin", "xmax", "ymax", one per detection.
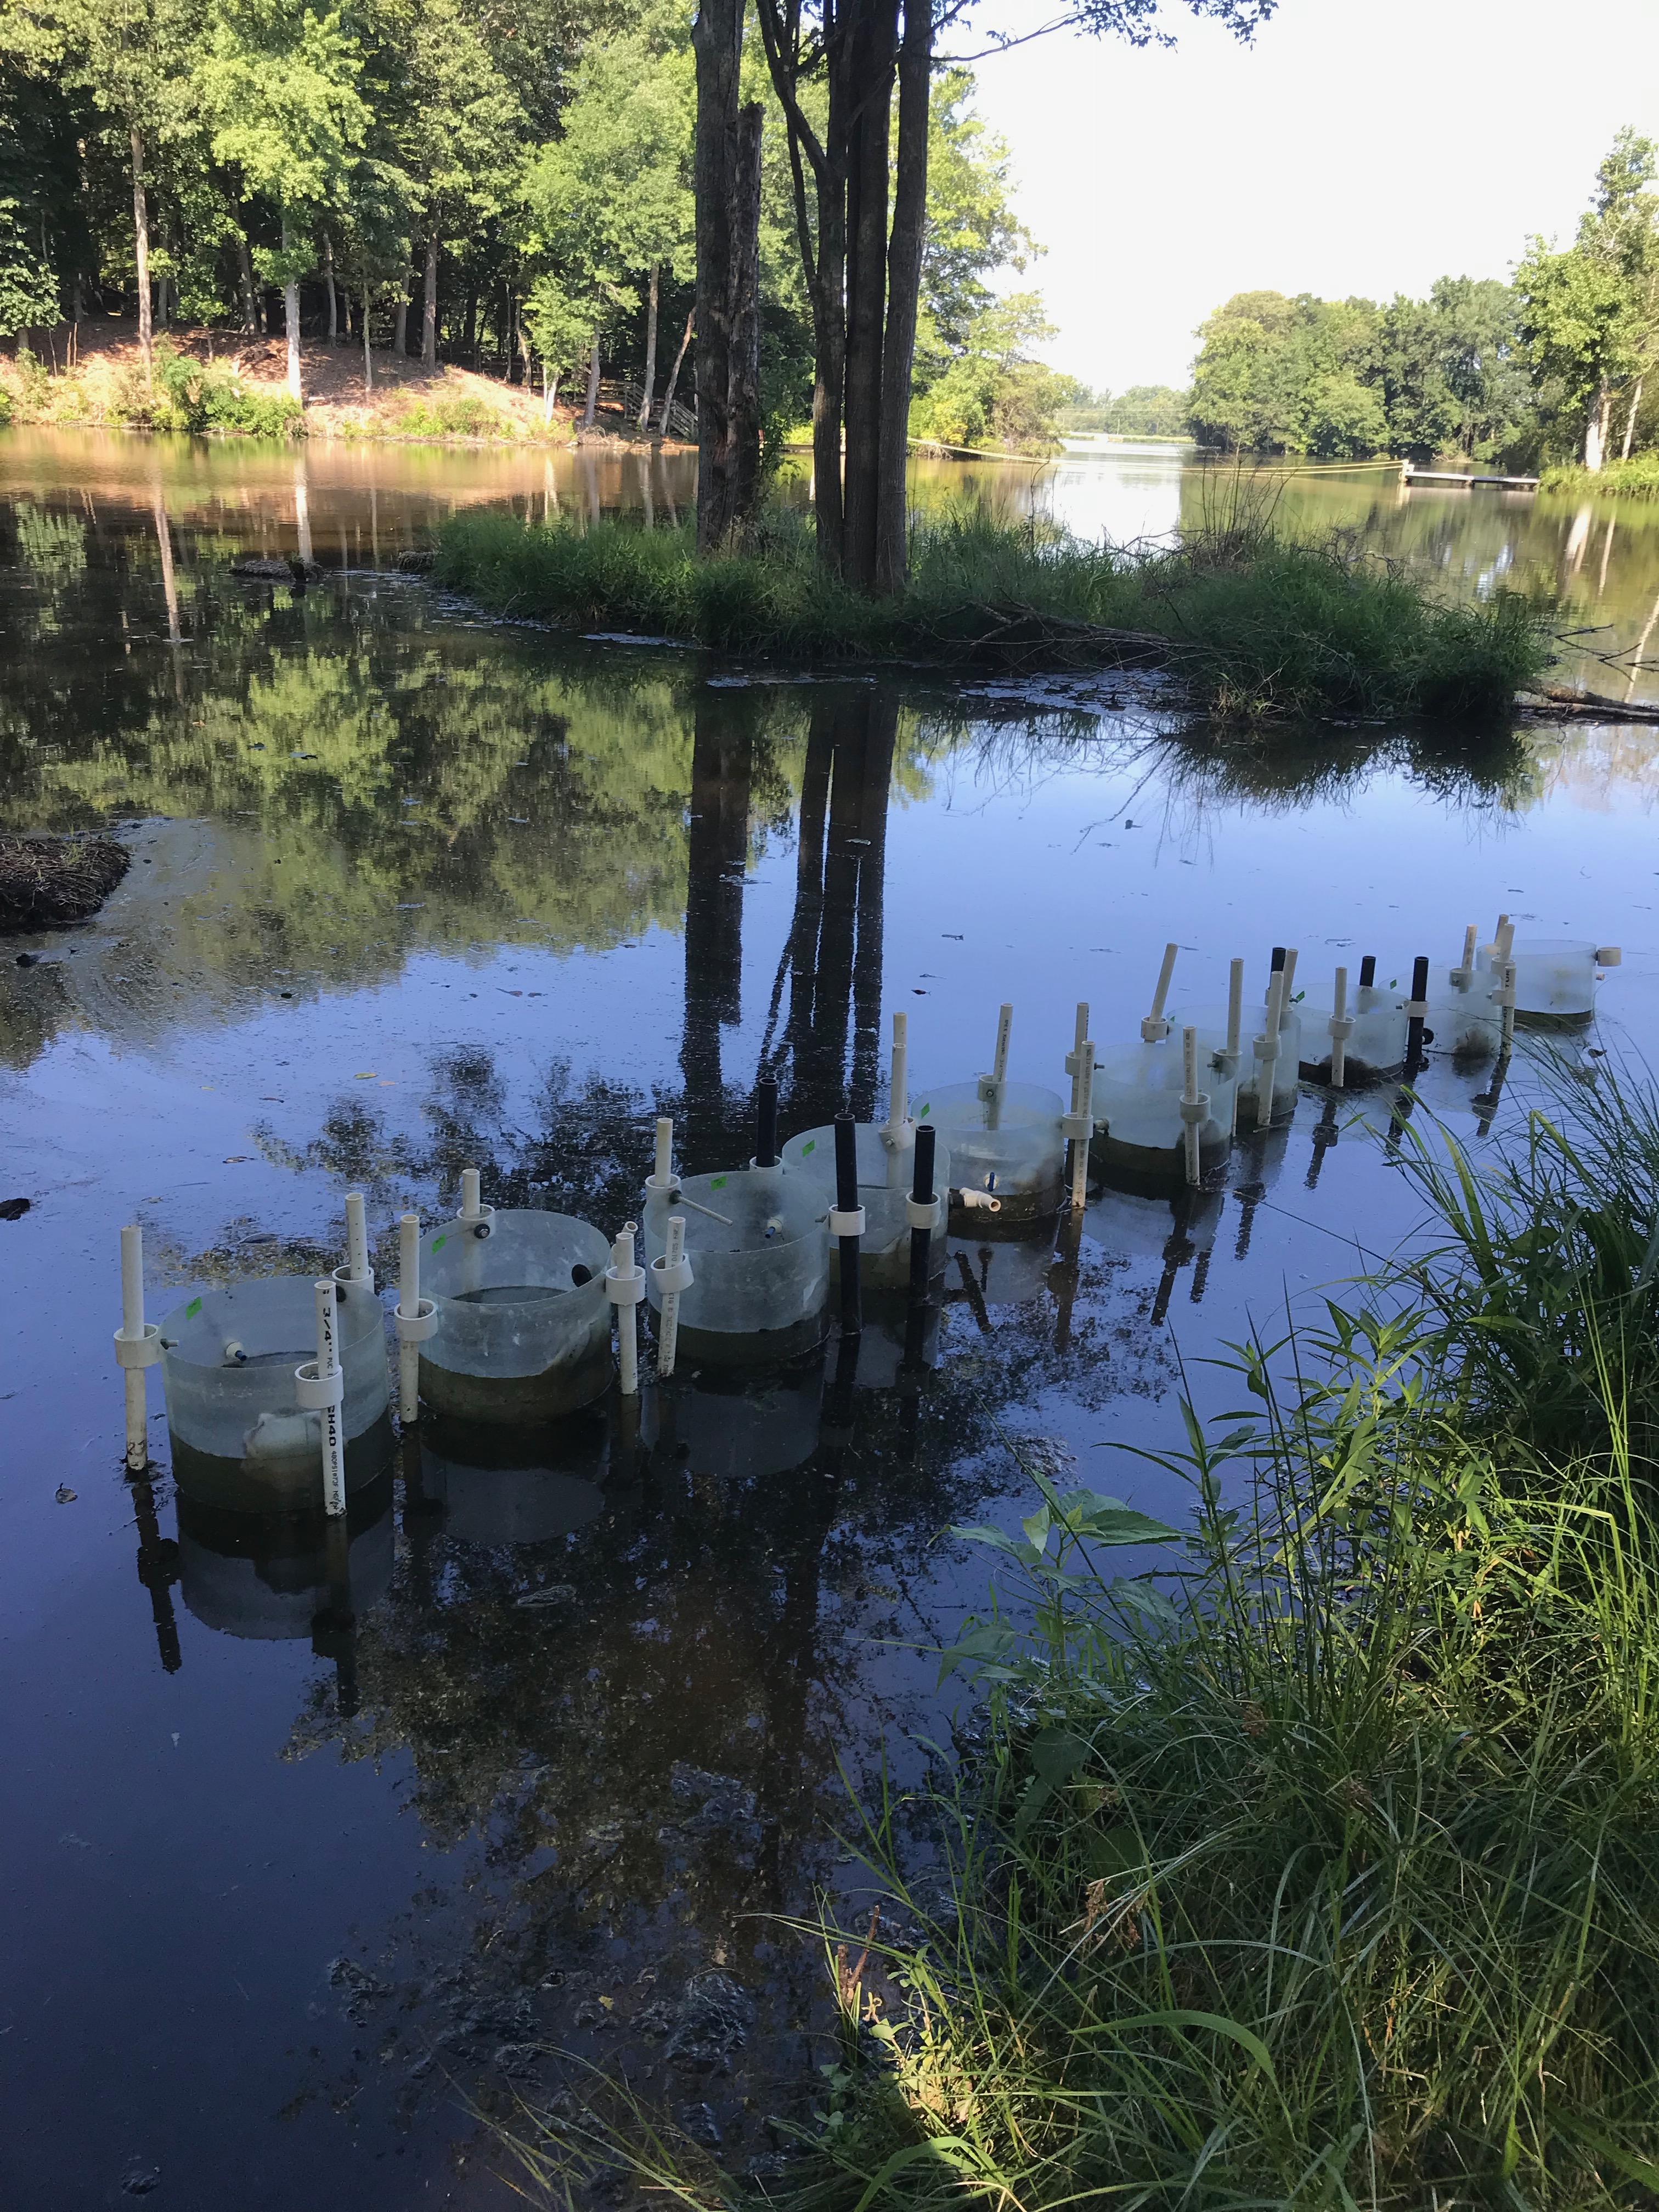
[{"xmin": 963, "ymin": 0, "xmax": 1659, "ymax": 394}]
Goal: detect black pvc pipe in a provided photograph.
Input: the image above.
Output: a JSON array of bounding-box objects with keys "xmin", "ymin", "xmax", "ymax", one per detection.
[
  {"xmin": 1406, "ymin": 954, "xmax": 1430, "ymax": 1073},
  {"xmin": 834, "ymin": 1110, "xmax": 862, "ymax": 1339},
  {"xmin": 908, "ymin": 1122, "xmax": 936, "ymax": 1306},
  {"xmin": 1359, "ymin": 955, "xmax": 1377, "ymax": 989},
  {"xmin": 755, "ymin": 1073, "xmax": 779, "ymax": 1168}
]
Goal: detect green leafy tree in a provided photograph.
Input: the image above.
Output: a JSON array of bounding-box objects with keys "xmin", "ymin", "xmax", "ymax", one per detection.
[
  {"xmin": 1516, "ymin": 129, "xmax": 1659, "ymax": 470},
  {"xmin": 200, "ymin": 0, "xmax": 371, "ymax": 399},
  {"xmin": 1379, "ymin": 278, "xmax": 1532, "ymax": 461}
]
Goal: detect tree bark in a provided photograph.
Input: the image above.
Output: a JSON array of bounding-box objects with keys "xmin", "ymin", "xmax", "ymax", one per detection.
[
  {"xmin": 840, "ymin": 0, "xmax": 898, "ymax": 589},
  {"xmin": 1623, "ymin": 374, "xmax": 1645, "ymax": 461},
  {"xmin": 583, "ymin": 333, "xmax": 601, "ymax": 428},
  {"xmin": 421, "ymin": 235, "xmax": 438, "ymax": 367},
  {"xmin": 281, "ymin": 215, "xmax": 302, "ymax": 402},
  {"xmin": 394, "ymin": 275, "xmax": 409, "ymax": 357},
  {"xmin": 659, "ymin": 306, "xmax": 695, "ymax": 437},
  {"xmin": 363, "ymin": 285, "xmax": 373, "ymax": 393},
  {"xmin": 237, "ymin": 232, "xmax": 259, "ymax": 332},
  {"xmin": 639, "ymin": 261, "xmax": 660, "ymax": 431},
  {"xmin": 131, "ymin": 126, "xmax": 152, "ymax": 385},
  {"xmin": 693, "ymin": 0, "xmax": 764, "ymax": 550},
  {"xmin": 874, "ymin": 0, "xmax": 932, "ymax": 594},
  {"xmin": 1584, "ymin": 378, "xmax": 1611, "ymax": 471},
  {"xmin": 324, "ymin": 236, "xmax": 337, "ymax": 342}
]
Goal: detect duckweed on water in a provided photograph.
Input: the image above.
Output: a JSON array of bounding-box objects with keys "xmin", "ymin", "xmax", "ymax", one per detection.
[{"xmin": 433, "ymin": 507, "xmax": 1550, "ymax": 724}]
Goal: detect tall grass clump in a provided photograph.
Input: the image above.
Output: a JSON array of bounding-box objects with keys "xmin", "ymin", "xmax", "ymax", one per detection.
[
  {"xmin": 431, "ymin": 504, "xmax": 1549, "ymax": 724},
  {"xmin": 1541, "ymin": 455, "xmax": 1659, "ymax": 501}
]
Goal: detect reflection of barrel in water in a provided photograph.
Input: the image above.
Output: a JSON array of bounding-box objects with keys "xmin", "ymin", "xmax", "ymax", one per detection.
[
  {"xmin": 643, "ymin": 1357, "xmax": 825, "ymax": 1483},
  {"xmin": 414, "ymin": 1408, "xmax": 608, "ymax": 1544},
  {"xmin": 1085, "ymin": 1184, "xmax": 1226, "ymax": 1320},
  {"xmin": 173, "ymin": 1472, "xmax": 395, "ymax": 1712}
]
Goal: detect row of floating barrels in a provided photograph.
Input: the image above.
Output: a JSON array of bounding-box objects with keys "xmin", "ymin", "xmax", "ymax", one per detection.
[{"xmin": 116, "ymin": 927, "xmax": 1618, "ymax": 1515}]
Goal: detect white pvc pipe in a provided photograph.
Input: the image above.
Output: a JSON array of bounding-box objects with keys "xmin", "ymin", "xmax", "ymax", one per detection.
[
  {"xmin": 1459, "ymin": 923, "xmax": 1477, "ymax": 977},
  {"xmin": 1495, "ymin": 917, "xmax": 1515, "ymax": 964},
  {"xmin": 658, "ymin": 1214, "xmax": 686, "ymax": 1377},
  {"xmin": 460, "ymin": 1167, "xmax": 482, "ymax": 1220},
  {"xmin": 1181, "ymin": 1025, "xmax": 1201, "ymax": 1186},
  {"xmin": 1142, "ymin": 941, "xmax": 1178, "ymax": 1041},
  {"xmin": 314, "ymin": 1277, "xmax": 346, "ymax": 1516},
  {"xmin": 986, "ymin": 1003, "xmax": 1012, "ymax": 1132},
  {"xmin": 1226, "ymin": 958, "xmax": 1244, "ymax": 1135},
  {"xmin": 1257, "ymin": 969, "xmax": 1285, "ymax": 1129},
  {"xmin": 1330, "ymin": 966, "xmax": 1349, "ymax": 1091},
  {"xmin": 1069, "ymin": 1039, "xmax": 1094, "ymax": 1211},
  {"xmin": 614, "ymin": 1223, "xmax": 639, "ymax": 1396},
  {"xmin": 398, "ymin": 1211, "xmax": 420, "ymax": 1425},
  {"xmin": 889, "ymin": 1011, "xmax": 909, "ymax": 1132},
  {"xmin": 1279, "ymin": 946, "xmax": 1299, "ymax": 1025},
  {"xmin": 121, "ymin": 1223, "xmax": 148, "ymax": 1472},
  {"xmin": 344, "ymin": 1190, "xmax": 371, "ymax": 1283},
  {"xmin": 1073, "ymin": 1001, "xmax": 1089, "ymax": 1057}
]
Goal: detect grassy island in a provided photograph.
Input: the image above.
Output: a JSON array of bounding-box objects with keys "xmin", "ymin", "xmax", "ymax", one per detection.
[{"xmin": 433, "ymin": 508, "xmax": 1547, "ymax": 722}]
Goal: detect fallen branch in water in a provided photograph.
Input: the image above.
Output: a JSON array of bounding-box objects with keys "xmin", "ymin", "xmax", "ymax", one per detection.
[{"xmin": 1520, "ymin": 683, "xmax": 1659, "ymax": 724}]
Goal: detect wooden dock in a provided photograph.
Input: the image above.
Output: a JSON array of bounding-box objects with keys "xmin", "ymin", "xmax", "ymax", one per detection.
[{"xmin": 1402, "ymin": 467, "xmax": 1539, "ymax": 490}]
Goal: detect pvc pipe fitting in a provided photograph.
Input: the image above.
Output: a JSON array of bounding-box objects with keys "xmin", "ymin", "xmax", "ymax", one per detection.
[
  {"xmin": 117, "ymin": 1223, "xmax": 159, "ymax": 1472},
  {"xmin": 828, "ymin": 1205, "xmax": 867, "ymax": 1238},
  {"xmin": 905, "ymin": 1193, "xmax": 942, "ymax": 1231},
  {"xmin": 647, "ymin": 1116, "xmax": 680, "ymax": 1197},
  {"xmin": 1597, "ymin": 946, "xmax": 1622, "ymax": 967},
  {"xmin": 1141, "ymin": 942, "xmax": 1178, "ymax": 1043},
  {"xmin": 653, "ymin": 1215, "xmax": 691, "ymax": 1378},
  {"xmin": 607, "ymin": 1222, "xmax": 645, "ymax": 1397},
  {"xmin": 953, "ymin": 1187, "xmax": 1002, "ymax": 1213},
  {"xmin": 312, "ymin": 1277, "xmax": 347, "ymax": 1514},
  {"xmin": 294, "ymin": 1360, "xmax": 346, "ymax": 1412},
  {"xmin": 394, "ymin": 1299, "xmax": 438, "ymax": 1343}
]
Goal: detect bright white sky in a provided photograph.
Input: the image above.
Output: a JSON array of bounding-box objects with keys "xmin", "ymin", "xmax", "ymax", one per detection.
[{"xmin": 962, "ymin": 0, "xmax": 1659, "ymax": 393}]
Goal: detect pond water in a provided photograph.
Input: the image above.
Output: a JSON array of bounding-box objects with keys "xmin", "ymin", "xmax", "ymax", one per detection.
[{"xmin": 3, "ymin": 428, "xmax": 1658, "ymax": 2208}]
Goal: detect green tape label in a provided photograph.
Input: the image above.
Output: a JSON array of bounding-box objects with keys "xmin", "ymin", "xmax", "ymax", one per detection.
[
  {"xmin": 918, "ymin": 1103, "xmax": 930, "ymax": 1118},
  {"xmin": 802, "ymin": 1138, "xmax": 815, "ymax": 1155},
  {"xmin": 710, "ymin": 1175, "xmax": 728, "ymax": 1190},
  {"xmin": 431, "ymin": 1233, "xmax": 447, "ymax": 1251},
  {"xmin": 185, "ymin": 1297, "xmax": 202, "ymax": 1319}
]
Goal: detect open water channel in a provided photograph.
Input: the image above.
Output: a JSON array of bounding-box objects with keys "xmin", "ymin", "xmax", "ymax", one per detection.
[{"xmin": 2, "ymin": 428, "xmax": 1658, "ymax": 2208}]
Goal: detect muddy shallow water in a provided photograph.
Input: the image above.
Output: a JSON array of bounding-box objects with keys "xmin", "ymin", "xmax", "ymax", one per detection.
[{"xmin": 2, "ymin": 435, "xmax": 1658, "ymax": 2209}]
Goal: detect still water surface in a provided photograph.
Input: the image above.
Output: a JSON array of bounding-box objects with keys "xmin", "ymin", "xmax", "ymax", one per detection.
[{"xmin": 3, "ymin": 429, "xmax": 1658, "ymax": 2207}]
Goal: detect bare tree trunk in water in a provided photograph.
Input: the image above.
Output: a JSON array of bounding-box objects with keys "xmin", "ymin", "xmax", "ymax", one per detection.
[
  {"xmin": 583, "ymin": 334, "xmax": 601, "ymax": 428},
  {"xmin": 693, "ymin": 0, "xmax": 764, "ymax": 549},
  {"xmin": 1583, "ymin": 379, "xmax": 1611, "ymax": 471},
  {"xmin": 421, "ymin": 235, "xmax": 438, "ymax": 367},
  {"xmin": 281, "ymin": 215, "xmax": 303, "ymax": 401},
  {"xmin": 659, "ymin": 307, "xmax": 694, "ymax": 437},
  {"xmin": 874, "ymin": 0, "xmax": 932, "ymax": 594},
  {"xmin": 237, "ymin": 232, "xmax": 258, "ymax": 333},
  {"xmin": 1623, "ymin": 374, "xmax": 1645, "ymax": 460},
  {"xmin": 131, "ymin": 126, "xmax": 152, "ymax": 386},
  {"xmin": 638, "ymin": 261, "xmax": 659, "ymax": 431},
  {"xmin": 323, "ymin": 236, "xmax": 337, "ymax": 342}
]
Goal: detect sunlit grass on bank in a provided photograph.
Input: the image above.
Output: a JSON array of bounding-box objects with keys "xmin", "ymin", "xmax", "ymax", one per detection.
[
  {"xmin": 1541, "ymin": 455, "xmax": 1659, "ymax": 500},
  {"xmin": 499, "ymin": 1059, "xmax": 1659, "ymax": 2211},
  {"xmin": 432, "ymin": 505, "xmax": 1549, "ymax": 722}
]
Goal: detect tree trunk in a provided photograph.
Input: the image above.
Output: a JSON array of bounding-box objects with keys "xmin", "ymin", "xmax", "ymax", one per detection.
[
  {"xmin": 659, "ymin": 306, "xmax": 695, "ymax": 437},
  {"xmin": 693, "ymin": 0, "xmax": 764, "ymax": 550},
  {"xmin": 1623, "ymin": 374, "xmax": 1645, "ymax": 461},
  {"xmin": 324, "ymin": 236, "xmax": 337, "ymax": 342},
  {"xmin": 280, "ymin": 214, "xmax": 303, "ymax": 402},
  {"xmin": 363, "ymin": 285, "xmax": 373, "ymax": 393},
  {"xmin": 639, "ymin": 261, "xmax": 660, "ymax": 432},
  {"xmin": 544, "ymin": 365, "xmax": 559, "ymax": 425},
  {"xmin": 583, "ymin": 334, "xmax": 601, "ymax": 428},
  {"xmin": 874, "ymin": 0, "xmax": 932, "ymax": 594},
  {"xmin": 394, "ymin": 276, "xmax": 409, "ymax": 357},
  {"xmin": 131, "ymin": 125, "xmax": 152, "ymax": 386},
  {"xmin": 840, "ymin": 0, "xmax": 898, "ymax": 589},
  {"xmin": 421, "ymin": 235, "xmax": 438, "ymax": 367},
  {"xmin": 1584, "ymin": 378, "xmax": 1611, "ymax": 471},
  {"xmin": 237, "ymin": 232, "xmax": 258, "ymax": 332}
]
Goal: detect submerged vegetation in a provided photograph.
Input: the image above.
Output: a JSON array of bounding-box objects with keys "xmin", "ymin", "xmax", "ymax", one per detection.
[
  {"xmin": 510, "ymin": 1058, "xmax": 1659, "ymax": 2209},
  {"xmin": 434, "ymin": 506, "xmax": 1548, "ymax": 721}
]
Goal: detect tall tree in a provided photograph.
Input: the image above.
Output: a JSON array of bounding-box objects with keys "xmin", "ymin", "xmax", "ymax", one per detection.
[
  {"xmin": 200, "ymin": 0, "xmax": 370, "ymax": 399},
  {"xmin": 753, "ymin": 0, "xmax": 1276, "ymax": 591},
  {"xmin": 1516, "ymin": 129, "xmax": 1659, "ymax": 471},
  {"xmin": 692, "ymin": 0, "xmax": 763, "ymax": 547}
]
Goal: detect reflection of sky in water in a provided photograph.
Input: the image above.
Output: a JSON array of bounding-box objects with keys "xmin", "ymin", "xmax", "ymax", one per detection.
[{"xmin": 3, "ymin": 447, "xmax": 1659, "ymax": 2208}]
